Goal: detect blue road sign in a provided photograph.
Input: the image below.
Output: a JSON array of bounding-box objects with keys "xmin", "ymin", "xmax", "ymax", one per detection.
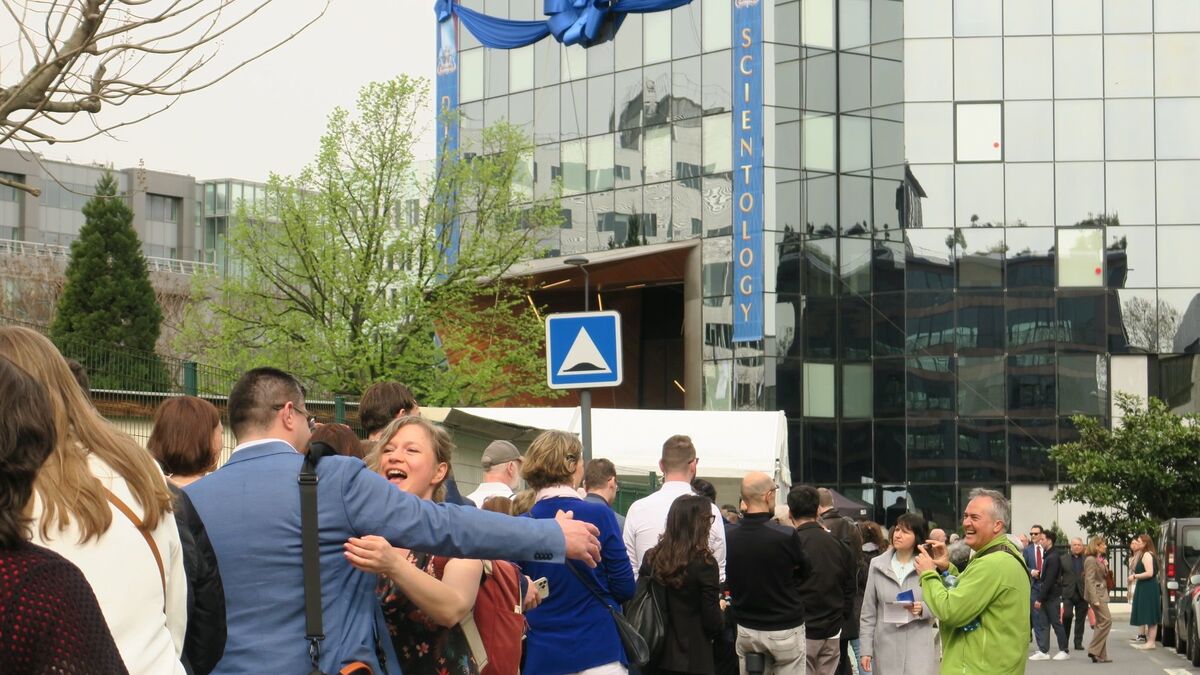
[{"xmin": 545, "ymin": 311, "xmax": 623, "ymax": 389}]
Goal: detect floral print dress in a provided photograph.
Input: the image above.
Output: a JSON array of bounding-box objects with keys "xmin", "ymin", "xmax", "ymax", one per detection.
[{"xmin": 378, "ymin": 552, "xmax": 480, "ymax": 675}]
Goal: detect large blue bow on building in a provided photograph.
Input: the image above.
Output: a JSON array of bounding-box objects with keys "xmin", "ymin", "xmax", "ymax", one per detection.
[{"xmin": 435, "ymin": 0, "xmax": 694, "ymax": 49}]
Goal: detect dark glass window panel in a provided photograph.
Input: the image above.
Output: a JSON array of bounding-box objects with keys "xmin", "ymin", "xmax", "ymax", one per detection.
[
  {"xmin": 837, "ymin": 52, "xmax": 870, "ymax": 113},
  {"xmin": 803, "ymin": 237, "xmax": 838, "ymax": 296},
  {"xmin": 874, "ymin": 358, "xmax": 905, "ymax": 418},
  {"xmin": 1058, "ymin": 354, "xmax": 1107, "ymax": 416},
  {"xmin": 841, "ymin": 237, "xmax": 871, "ymax": 294},
  {"xmin": 873, "ymin": 291, "xmax": 905, "ymax": 356},
  {"xmin": 842, "ymin": 421, "xmax": 873, "ymax": 484},
  {"xmin": 958, "ymin": 418, "xmax": 1007, "ymax": 482},
  {"xmin": 907, "ymin": 484, "xmax": 956, "ymax": 532},
  {"xmin": 958, "ymin": 356, "xmax": 1006, "ymax": 416},
  {"xmin": 802, "ymin": 173, "xmax": 837, "ymax": 236},
  {"xmin": 1009, "ymin": 419, "xmax": 1057, "ymax": 483},
  {"xmin": 874, "ymin": 420, "xmax": 906, "ymax": 483},
  {"xmin": 643, "ymin": 182, "xmax": 670, "ymax": 240},
  {"xmin": 1005, "ymin": 227, "xmax": 1055, "ymax": 288},
  {"xmin": 672, "ymin": 179, "xmax": 702, "ymax": 241},
  {"xmin": 905, "ymin": 229, "xmax": 955, "ymax": 290},
  {"xmin": 906, "ymin": 291, "xmax": 955, "ymax": 356},
  {"xmin": 803, "ymin": 421, "xmax": 839, "ymax": 484},
  {"xmin": 957, "ymin": 291, "xmax": 1004, "ymax": 354},
  {"xmin": 1107, "ymin": 227, "xmax": 1155, "ymax": 290},
  {"xmin": 1007, "ymin": 291, "xmax": 1056, "ymax": 353},
  {"xmin": 611, "ymin": 187, "xmax": 644, "ymax": 250},
  {"xmin": 787, "ymin": 420, "xmax": 803, "ymax": 485},
  {"xmin": 841, "ymin": 296, "xmax": 872, "ymax": 360},
  {"xmin": 803, "ymin": 297, "xmax": 838, "ymax": 359},
  {"xmin": 777, "ymin": 176, "xmax": 802, "ymax": 233},
  {"xmin": 1008, "ymin": 354, "xmax": 1056, "ymax": 417},
  {"xmin": 957, "ymin": 229, "xmax": 1004, "ymax": 288},
  {"xmin": 1057, "ymin": 292, "xmax": 1107, "ymax": 353},
  {"xmin": 643, "ymin": 63, "xmax": 672, "ymax": 126},
  {"xmin": 614, "ymin": 70, "xmax": 643, "ymax": 131},
  {"xmin": 702, "ymin": 50, "xmax": 732, "ymax": 115},
  {"xmin": 907, "ymin": 420, "xmax": 955, "ymax": 483},
  {"xmin": 872, "ymin": 239, "xmax": 905, "ymax": 293},
  {"xmin": 562, "ymin": 80, "xmax": 587, "ymax": 140},
  {"xmin": 672, "ymin": 56, "xmax": 702, "ymax": 120},
  {"xmin": 1056, "ymin": 417, "xmax": 1093, "ymax": 483},
  {"xmin": 802, "ymin": 52, "xmax": 838, "ymax": 113},
  {"xmin": 1159, "ymin": 354, "xmax": 1200, "ymax": 415},
  {"xmin": 777, "ymin": 236, "xmax": 802, "ymax": 296},
  {"xmin": 907, "ymin": 356, "xmax": 955, "ymax": 416},
  {"xmin": 874, "ymin": 176, "xmax": 904, "ymax": 237},
  {"xmin": 841, "ymin": 176, "xmax": 872, "ymax": 234},
  {"xmin": 735, "ymin": 355, "xmax": 769, "ymax": 410},
  {"xmin": 777, "ymin": 358, "xmax": 802, "ymax": 416}
]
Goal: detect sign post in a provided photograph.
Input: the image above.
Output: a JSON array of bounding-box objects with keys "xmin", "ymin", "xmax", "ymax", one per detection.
[{"xmin": 545, "ymin": 310, "xmax": 623, "ymax": 462}]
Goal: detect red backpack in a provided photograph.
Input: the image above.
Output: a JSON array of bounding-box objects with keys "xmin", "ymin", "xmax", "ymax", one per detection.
[{"xmin": 462, "ymin": 560, "xmax": 526, "ymax": 675}]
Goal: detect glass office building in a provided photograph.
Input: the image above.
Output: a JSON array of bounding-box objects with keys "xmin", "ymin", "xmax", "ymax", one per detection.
[{"xmin": 441, "ymin": 0, "xmax": 1200, "ymax": 525}]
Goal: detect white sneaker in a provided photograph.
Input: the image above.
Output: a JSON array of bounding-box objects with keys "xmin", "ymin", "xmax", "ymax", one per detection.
[
  {"xmin": 1052, "ymin": 651, "xmax": 1070, "ymax": 661},
  {"xmin": 1029, "ymin": 652, "xmax": 1050, "ymax": 661}
]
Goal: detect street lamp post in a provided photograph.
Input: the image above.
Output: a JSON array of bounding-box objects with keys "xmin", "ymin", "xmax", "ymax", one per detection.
[{"xmin": 564, "ymin": 257, "xmax": 592, "ymax": 462}]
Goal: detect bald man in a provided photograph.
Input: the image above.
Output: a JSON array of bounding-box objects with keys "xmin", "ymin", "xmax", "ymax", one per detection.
[
  {"xmin": 726, "ymin": 473, "xmax": 811, "ymax": 674},
  {"xmin": 930, "ymin": 528, "xmax": 948, "ymax": 544}
]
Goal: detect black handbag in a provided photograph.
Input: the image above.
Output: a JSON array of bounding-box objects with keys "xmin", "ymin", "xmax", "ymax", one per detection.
[
  {"xmin": 566, "ymin": 562, "xmax": 652, "ymax": 667},
  {"xmin": 624, "ymin": 574, "xmax": 668, "ymax": 662}
]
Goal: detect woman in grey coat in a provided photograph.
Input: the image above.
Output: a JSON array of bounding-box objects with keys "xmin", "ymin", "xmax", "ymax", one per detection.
[{"xmin": 858, "ymin": 513, "xmax": 938, "ymax": 674}]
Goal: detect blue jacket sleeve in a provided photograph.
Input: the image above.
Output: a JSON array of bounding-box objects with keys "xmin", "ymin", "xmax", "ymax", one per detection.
[
  {"xmin": 598, "ymin": 507, "xmax": 636, "ymax": 602},
  {"xmin": 340, "ymin": 461, "xmax": 566, "ymax": 563}
]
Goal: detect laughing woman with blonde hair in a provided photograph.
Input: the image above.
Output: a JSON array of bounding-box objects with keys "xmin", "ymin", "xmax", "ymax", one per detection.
[{"xmin": 0, "ymin": 327, "xmax": 187, "ymax": 673}]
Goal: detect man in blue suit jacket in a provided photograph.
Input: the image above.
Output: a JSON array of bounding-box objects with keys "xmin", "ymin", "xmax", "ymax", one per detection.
[{"xmin": 187, "ymin": 367, "xmax": 601, "ymax": 675}]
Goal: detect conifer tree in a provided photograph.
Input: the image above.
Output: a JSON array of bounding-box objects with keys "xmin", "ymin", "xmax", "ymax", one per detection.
[{"xmin": 50, "ymin": 173, "xmax": 170, "ymax": 390}]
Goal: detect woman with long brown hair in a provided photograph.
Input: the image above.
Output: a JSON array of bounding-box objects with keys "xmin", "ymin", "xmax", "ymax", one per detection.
[
  {"xmin": 1083, "ymin": 537, "xmax": 1112, "ymax": 663},
  {"xmin": 641, "ymin": 494, "xmax": 724, "ymax": 675},
  {"xmin": 1129, "ymin": 533, "xmax": 1162, "ymax": 649},
  {"xmin": 0, "ymin": 326, "xmax": 186, "ymax": 673}
]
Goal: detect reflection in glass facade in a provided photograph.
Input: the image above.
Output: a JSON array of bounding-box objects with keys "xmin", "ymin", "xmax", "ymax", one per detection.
[{"xmin": 444, "ymin": 0, "xmax": 1200, "ymax": 517}]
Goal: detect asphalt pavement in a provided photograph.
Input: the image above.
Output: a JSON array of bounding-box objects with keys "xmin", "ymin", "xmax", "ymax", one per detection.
[{"xmin": 1025, "ymin": 604, "xmax": 1200, "ymax": 675}]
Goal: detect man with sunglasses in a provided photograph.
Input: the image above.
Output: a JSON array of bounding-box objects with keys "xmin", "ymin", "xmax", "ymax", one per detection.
[{"xmin": 186, "ymin": 367, "xmax": 602, "ymax": 675}]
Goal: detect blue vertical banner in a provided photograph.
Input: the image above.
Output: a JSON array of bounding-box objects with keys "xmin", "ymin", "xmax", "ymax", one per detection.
[
  {"xmin": 732, "ymin": 0, "xmax": 764, "ymax": 342},
  {"xmin": 435, "ymin": 9, "xmax": 461, "ymax": 264}
]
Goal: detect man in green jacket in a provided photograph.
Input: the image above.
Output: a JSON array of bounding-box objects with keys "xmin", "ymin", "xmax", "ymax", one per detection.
[{"xmin": 915, "ymin": 488, "xmax": 1031, "ymax": 674}]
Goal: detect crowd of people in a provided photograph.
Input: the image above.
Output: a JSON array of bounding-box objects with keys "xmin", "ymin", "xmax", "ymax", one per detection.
[{"xmin": 0, "ymin": 322, "xmax": 1167, "ymax": 675}]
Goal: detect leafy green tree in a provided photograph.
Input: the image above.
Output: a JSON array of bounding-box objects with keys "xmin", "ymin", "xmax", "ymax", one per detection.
[
  {"xmin": 1051, "ymin": 394, "xmax": 1200, "ymax": 541},
  {"xmin": 179, "ymin": 76, "xmax": 561, "ymax": 403},
  {"xmin": 50, "ymin": 173, "xmax": 170, "ymax": 390}
]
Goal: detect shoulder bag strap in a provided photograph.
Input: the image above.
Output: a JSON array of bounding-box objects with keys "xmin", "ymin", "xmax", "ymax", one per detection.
[
  {"xmin": 103, "ymin": 487, "xmax": 165, "ymax": 608},
  {"xmin": 566, "ymin": 560, "xmax": 619, "ymax": 611},
  {"xmin": 299, "ymin": 452, "xmax": 324, "ymax": 673}
]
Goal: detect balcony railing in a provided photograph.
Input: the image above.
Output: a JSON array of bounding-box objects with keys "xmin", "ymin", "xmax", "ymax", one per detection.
[{"xmin": 0, "ymin": 238, "xmax": 216, "ymax": 275}]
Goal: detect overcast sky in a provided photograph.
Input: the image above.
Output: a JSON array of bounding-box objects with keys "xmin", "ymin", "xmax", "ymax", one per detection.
[{"xmin": 10, "ymin": 1, "xmax": 437, "ymax": 183}]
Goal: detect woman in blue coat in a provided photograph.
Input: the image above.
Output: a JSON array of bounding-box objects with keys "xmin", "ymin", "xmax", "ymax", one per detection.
[
  {"xmin": 859, "ymin": 513, "xmax": 938, "ymax": 674},
  {"xmin": 521, "ymin": 431, "xmax": 636, "ymax": 675}
]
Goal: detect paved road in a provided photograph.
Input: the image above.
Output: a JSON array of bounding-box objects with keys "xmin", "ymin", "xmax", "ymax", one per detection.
[{"xmin": 1025, "ymin": 605, "xmax": 1200, "ymax": 675}]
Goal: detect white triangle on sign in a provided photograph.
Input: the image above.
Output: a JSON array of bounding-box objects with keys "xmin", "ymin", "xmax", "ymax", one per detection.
[{"xmin": 557, "ymin": 327, "xmax": 612, "ymax": 376}]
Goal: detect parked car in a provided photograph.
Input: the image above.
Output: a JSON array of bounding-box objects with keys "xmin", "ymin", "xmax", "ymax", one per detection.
[
  {"xmin": 1174, "ymin": 561, "xmax": 1200, "ymax": 665},
  {"xmin": 1159, "ymin": 518, "xmax": 1200, "ymax": 647}
]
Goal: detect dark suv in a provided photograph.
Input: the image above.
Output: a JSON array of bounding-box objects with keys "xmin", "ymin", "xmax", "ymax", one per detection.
[{"xmin": 1159, "ymin": 518, "xmax": 1200, "ymax": 647}]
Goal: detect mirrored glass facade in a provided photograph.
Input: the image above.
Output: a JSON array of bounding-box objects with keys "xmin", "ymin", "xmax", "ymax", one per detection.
[{"xmin": 445, "ymin": 0, "xmax": 1200, "ymax": 506}]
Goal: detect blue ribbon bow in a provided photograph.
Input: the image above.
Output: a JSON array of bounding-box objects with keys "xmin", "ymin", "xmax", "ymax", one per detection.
[{"xmin": 435, "ymin": 0, "xmax": 695, "ymax": 50}]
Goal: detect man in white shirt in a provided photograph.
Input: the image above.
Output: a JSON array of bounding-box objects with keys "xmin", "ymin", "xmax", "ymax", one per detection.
[
  {"xmin": 465, "ymin": 440, "xmax": 523, "ymax": 507},
  {"xmin": 623, "ymin": 434, "xmax": 727, "ymax": 581}
]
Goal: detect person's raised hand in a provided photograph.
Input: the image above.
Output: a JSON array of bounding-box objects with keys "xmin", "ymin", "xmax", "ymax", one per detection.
[
  {"xmin": 344, "ymin": 535, "xmax": 403, "ymax": 577},
  {"xmin": 915, "ymin": 544, "xmax": 936, "ymax": 574},
  {"xmin": 556, "ymin": 510, "xmax": 601, "ymax": 567},
  {"xmin": 923, "ymin": 539, "xmax": 950, "ymax": 571}
]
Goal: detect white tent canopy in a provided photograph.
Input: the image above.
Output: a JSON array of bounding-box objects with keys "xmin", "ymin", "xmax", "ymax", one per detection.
[{"xmin": 448, "ymin": 407, "xmax": 790, "ymax": 483}]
